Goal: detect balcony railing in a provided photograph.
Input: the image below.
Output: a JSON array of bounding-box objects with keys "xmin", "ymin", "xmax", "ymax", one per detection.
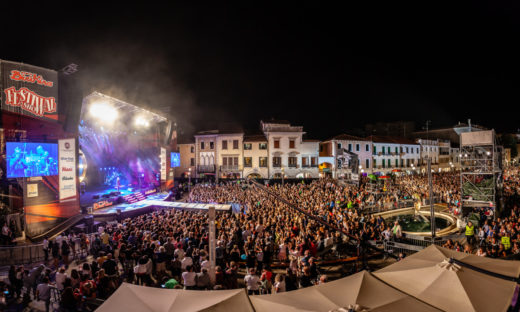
[
  {"xmin": 220, "ymin": 165, "xmax": 241, "ymax": 171},
  {"xmin": 288, "ymin": 164, "xmax": 299, "ymax": 168},
  {"xmin": 197, "ymin": 165, "xmax": 216, "ymax": 173},
  {"xmin": 273, "ymin": 164, "xmax": 282, "ymax": 168}
]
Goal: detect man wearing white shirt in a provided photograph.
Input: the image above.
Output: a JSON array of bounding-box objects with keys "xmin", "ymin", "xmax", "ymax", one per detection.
[
  {"xmin": 182, "ymin": 265, "xmax": 197, "ymax": 289},
  {"xmin": 244, "ymin": 268, "xmax": 260, "ymax": 295},
  {"xmin": 181, "ymin": 256, "xmax": 193, "ymax": 271}
]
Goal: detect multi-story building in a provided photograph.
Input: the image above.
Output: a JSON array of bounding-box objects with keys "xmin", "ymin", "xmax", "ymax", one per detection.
[
  {"xmin": 438, "ymin": 139, "xmax": 451, "ymax": 171},
  {"xmin": 368, "ymin": 135, "xmax": 420, "ymax": 174},
  {"xmin": 194, "ymin": 130, "xmax": 218, "ymax": 178},
  {"xmin": 174, "ymin": 142, "xmax": 195, "ymax": 178},
  {"xmin": 260, "ymin": 120, "xmax": 319, "ymax": 179},
  {"xmin": 217, "ymin": 132, "xmax": 244, "ymax": 179},
  {"xmin": 417, "ymin": 139, "xmax": 439, "ymax": 172},
  {"xmin": 450, "ymin": 146, "xmax": 460, "ymax": 171},
  {"xmin": 319, "ymin": 134, "xmax": 372, "ymax": 178},
  {"xmin": 242, "ymin": 134, "xmax": 269, "ymax": 179}
]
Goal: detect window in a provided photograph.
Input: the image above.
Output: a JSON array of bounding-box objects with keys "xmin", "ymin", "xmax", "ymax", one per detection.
[
  {"xmin": 222, "ymin": 141, "xmax": 228, "ymax": 150},
  {"xmin": 395, "ymin": 159, "xmax": 399, "ymax": 167},
  {"xmin": 411, "ymin": 147, "xmax": 414, "ymax": 154},
  {"xmin": 337, "ymin": 143, "xmax": 342, "ymax": 149},
  {"xmin": 366, "ymin": 159, "xmax": 370, "ymax": 168},
  {"xmin": 259, "ymin": 157, "xmax": 268, "ymax": 167},
  {"xmin": 401, "ymin": 159, "xmax": 404, "ymax": 167},
  {"xmin": 289, "ymin": 139, "xmax": 295, "ymax": 149},
  {"xmin": 387, "ymin": 159, "xmax": 391, "ymax": 167},
  {"xmin": 273, "ymin": 156, "xmax": 282, "ymax": 167},
  {"xmin": 233, "ymin": 140, "xmax": 238, "ymax": 149},
  {"xmin": 406, "ymin": 147, "xmax": 409, "ymax": 153},
  {"xmin": 200, "ymin": 141, "xmax": 205, "ymax": 150},
  {"xmin": 259, "ymin": 143, "xmax": 267, "ymax": 150},
  {"xmin": 288, "ymin": 157, "xmax": 297, "ymax": 167},
  {"xmin": 302, "ymin": 157, "xmax": 308, "ymax": 167},
  {"xmin": 190, "ymin": 146, "xmax": 194, "ymax": 153},
  {"xmin": 274, "ymin": 139, "xmax": 280, "ymax": 149},
  {"xmin": 243, "ymin": 143, "xmax": 252, "ymax": 150},
  {"xmin": 373, "ymin": 146, "xmax": 376, "ymax": 155},
  {"xmin": 190, "ymin": 158, "xmax": 195, "ymax": 166},
  {"xmin": 416, "ymin": 148, "xmax": 419, "ymax": 154},
  {"xmin": 366, "ymin": 144, "xmax": 369, "ymax": 152},
  {"xmin": 223, "ymin": 157, "xmax": 228, "ymax": 166},
  {"xmin": 233, "ymin": 157, "xmax": 238, "ymax": 166},
  {"xmin": 356, "ymin": 144, "xmax": 360, "ymax": 152},
  {"xmin": 373, "ymin": 159, "xmax": 377, "ymax": 167},
  {"xmin": 244, "ymin": 157, "xmax": 252, "ymax": 167},
  {"xmin": 311, "ymin": 156, "xmax": 318, "ymax": 167},
  {"xmin": 382, "ymin": 159, "xmax": 385, "ymax": 168},
  {"xmin": 382, "ymin": 147, "xmax": 385, "ymax": 155},
  {"xmin": 406, "ymin": 159, "xmax": 410, "ymax": 167},
  {"xmin": 395, "ymin": 147, "xmax": 398, "ymax": 154},
  {"xmin": 348, "ymin": 144, "xmax": 352, "ymax": 152},
  {"xmin": 209, "ymin": 142, "xmax": 214, "ymax": 149}
]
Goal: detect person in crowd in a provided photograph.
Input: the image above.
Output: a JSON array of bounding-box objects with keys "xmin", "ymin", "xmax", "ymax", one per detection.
[
  {"xmin": 244, "ymin": 268, "xmax": 260, "ymax": 295},
  {"xmin": 35, "ymin": 276, "xmax": 52, "ymax": 312}
]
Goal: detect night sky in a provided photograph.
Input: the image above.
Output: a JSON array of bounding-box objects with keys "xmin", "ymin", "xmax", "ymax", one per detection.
[{"xmin": 1, "ymin": 2, "xmax": 518, "ymax": 140}]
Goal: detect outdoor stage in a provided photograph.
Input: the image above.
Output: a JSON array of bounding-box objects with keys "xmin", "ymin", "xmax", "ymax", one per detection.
[{"xmin": 91, "ymin": 192, "xmax": 231, "ymax": 216}]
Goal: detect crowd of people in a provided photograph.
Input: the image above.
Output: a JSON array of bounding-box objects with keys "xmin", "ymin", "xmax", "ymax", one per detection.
[{"xmin": 2, "ymin": 167, "xmax": 520, "ymax": 310}]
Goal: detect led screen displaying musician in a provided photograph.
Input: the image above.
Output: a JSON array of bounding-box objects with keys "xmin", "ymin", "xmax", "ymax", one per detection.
[
  {"xmin": 6, "ymin": 142, "xmax": 59, "ymax": 178},
  {"xmin": 170, "ymin": 152, "xmax": 180, "ymax": 167}
]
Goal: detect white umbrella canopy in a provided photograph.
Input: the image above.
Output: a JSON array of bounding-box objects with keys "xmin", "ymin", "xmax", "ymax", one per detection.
[
  {"xmin": 374, "ymin": 244, "xmax": 520, "ymax": 312},
  {"xmin": 96, "ymin": 283, "xmax": 254, "ymax": 312},
  {"xmin": 249, "ymin": 271, "xmax": 441, "ymax": 312}
]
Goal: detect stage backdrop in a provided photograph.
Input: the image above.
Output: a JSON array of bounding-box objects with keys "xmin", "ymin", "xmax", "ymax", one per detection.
[{"xmin": 1, "ymin": 60, "xmax": 59, "ymax": 121}]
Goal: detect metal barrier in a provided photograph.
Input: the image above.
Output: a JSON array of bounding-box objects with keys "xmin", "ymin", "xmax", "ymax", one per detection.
[
  {"xmin": 384, "ymin": 240, "xmax": 425, "ymax": 255},
  {"xmin": 0, "ymin": 243, "xmax": 45, "ymax": 266}
]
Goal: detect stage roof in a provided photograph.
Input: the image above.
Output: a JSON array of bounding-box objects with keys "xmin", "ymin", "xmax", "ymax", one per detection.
[{"xmin": 82, "ymin": 91, "xmax": 168, "ymax": 123}]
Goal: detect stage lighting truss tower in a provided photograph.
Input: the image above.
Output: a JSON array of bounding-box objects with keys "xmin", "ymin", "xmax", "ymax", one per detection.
[{"xmin": 459, "ymin": 129, "xmax": 502, "ymax": 219}]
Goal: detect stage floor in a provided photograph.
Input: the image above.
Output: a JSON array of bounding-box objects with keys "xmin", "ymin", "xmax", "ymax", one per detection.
[
  {"xmin": 91, "ymin": 193, "xmax": 170, "ymax": 215},
  {"xmin": 80, "ymin": 185, "xmax": 157, "ymax": 206}
]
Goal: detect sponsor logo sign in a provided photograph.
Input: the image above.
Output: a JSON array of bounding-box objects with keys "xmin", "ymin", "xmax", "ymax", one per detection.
[
  {"xmin": 27, "ymin": 184, "xmax": 38, "ymax": 198},
  {"xmin": 59, "ymin": 139, "xmax": 76, "ymax": 200},
  {"xmin": 160, "ymin": 148, "xmax": 167, "ymax": 181}
]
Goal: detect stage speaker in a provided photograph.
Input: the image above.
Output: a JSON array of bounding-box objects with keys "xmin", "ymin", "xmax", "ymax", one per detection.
[
  {"xmin": 162, "ymin": 120, "xmax": 175, "ymax": 146},
  {"xmin": 59, "ymin": 70, "xmax": 84, "ymax": 134},
  {"xmin": 102, "ymin": 194, "xmax": 110, "ymax": 199},
  {"xmin": 93, "ymin": 195, "xmax": 100, "ymax": 200}
]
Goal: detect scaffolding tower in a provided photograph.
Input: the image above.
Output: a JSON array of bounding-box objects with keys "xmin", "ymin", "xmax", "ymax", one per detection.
[{"xmin": 460, "ymin": 130, "xmax": 502, "ymax": 218}]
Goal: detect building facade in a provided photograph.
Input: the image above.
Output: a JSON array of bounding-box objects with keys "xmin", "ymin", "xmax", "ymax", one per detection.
[
  {"xmin": 319, "ymin": 134, "xmax": 372, "ymax": 178},
  {"xmin": 261, "ymin": 120, "xmax": 319, "ymax": 179},
  {"xmin": 174, "ymin": 143, "xmax": 195, "ymax": 178},
  {"xmin": 368, "ymin": 136, "xmax": 420, "ymax": 174},
  {"xmin": 242, "ymin": 134, "xmax": 269, "ymax": 179}
]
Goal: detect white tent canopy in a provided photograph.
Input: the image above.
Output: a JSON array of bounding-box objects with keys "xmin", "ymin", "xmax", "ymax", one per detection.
[
  {"xmin": 249, "ymin": 271, "xmax": 440, "ymax": 312},
  {"xmin": 374, "ymin": 244, "xmax": 520, "ymax": 312},
  {"xmin": 96, "ymin": 283, "xmax": 254, "ymax": 312}
]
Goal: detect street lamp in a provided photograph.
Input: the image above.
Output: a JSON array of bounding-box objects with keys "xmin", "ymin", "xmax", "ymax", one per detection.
[{"xmin": 281, "ymin": 167, "xmax": 285, "ymax": 186}]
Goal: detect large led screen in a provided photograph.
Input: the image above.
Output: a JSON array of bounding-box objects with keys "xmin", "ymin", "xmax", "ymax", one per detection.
[
  {"xmin": 6, "ymin": 142, "xmax": 59, "ymax": 178},
  {"xmin": 170, "ymin": 152, "xmax": 180, "ymax": 167}
]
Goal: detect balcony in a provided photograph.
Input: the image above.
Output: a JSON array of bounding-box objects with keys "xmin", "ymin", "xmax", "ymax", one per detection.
[
  {"xmin": 273, "ymin": 164, "xmax": 282, "ymax": 168},
  {"xmin": 288, "ymin": 164, "xmax": 299, "ymax": 168},
  {"xmin": 197, "ymin": 165, "xmax": 216, "ymax": 173},
  {"xmin": 220, "ymin": 165, "xmax": 241, "ymax": 171}
]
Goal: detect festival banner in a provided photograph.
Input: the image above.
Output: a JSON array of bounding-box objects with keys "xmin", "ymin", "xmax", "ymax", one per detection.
[
  {"xmin": 160, "ymin": 147, "xmax": 167, "ymax": 181},
  {"xmin": 1, "ymin": 60, "xmax": 59, "ymax": 121},
  {"xmin": 59, "ymin": 138, "xmax": 76, "ymax": 200}
]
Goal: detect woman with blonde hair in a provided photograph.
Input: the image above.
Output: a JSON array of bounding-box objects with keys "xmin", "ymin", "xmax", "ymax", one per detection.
[{"xmin": 272, "ymin": 273, "xmax": 286, "ymax": 293}]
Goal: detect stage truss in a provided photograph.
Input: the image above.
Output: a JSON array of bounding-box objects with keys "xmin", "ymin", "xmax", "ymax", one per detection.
[{"xmin": 459, "ymin": 130, "xmax": 502, "ymax": 217}]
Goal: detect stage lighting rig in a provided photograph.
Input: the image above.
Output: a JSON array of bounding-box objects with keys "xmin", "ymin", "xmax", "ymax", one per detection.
[
  {"xmin": 89, "ymin": 102, "xmax": 118, "ymax": 123},
  {"xmin": 134, "ymin": 115, "xmax": 150, "ymax": 128}
]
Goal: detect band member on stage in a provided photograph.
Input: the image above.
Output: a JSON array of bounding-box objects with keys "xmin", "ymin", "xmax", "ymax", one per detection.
[
  {"xmin": 116, "ymin": 177, "xmax": 121, "ymax": 192},
  {"xmin": 8, "ymin": 147, "xmax": 27, "ymax": 177}
]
